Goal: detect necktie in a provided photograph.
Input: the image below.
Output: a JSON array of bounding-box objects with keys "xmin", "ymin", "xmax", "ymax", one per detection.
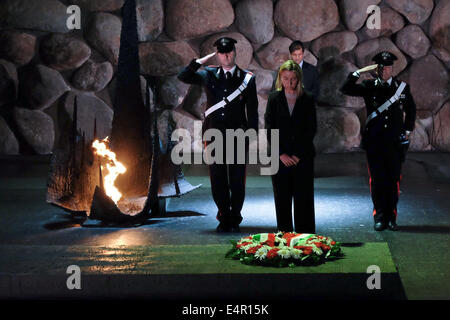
[{"xmin": 225, "ymin": 71, "xmax": 231, "ymax": 80}]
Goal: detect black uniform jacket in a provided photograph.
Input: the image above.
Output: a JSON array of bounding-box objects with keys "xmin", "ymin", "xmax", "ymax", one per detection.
[
  {"xmin": 301, "ymin": 61, "xmax": 320, "ymax": 101},
  {"xmin": 340, "ymin": 73, "xmax": 416, "ymax": 144},
  {"xmin": 265, "ymin": 90, "xmax": 317, "ymax": 159},
  {"xmin": 178, "ymin": 60, "xmax": 258, "ymax": 133}
]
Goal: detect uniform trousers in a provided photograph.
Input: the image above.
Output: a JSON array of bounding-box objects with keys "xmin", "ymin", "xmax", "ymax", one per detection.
[
  {"xmin": 206, "ymin": 134, "xmax": 248, "ymax": 227},
  {"xmin": 271, "ymin": 156, "xmax": 315, "ymax": 233},
  {"xmin": 366, "ymin": 140, "xmax": 403, "ymax": 223}
]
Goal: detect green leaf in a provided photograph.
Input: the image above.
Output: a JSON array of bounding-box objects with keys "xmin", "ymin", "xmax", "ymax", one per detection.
[
  {"xmin": 226, "ymin": 248, "xmax": 243, "ymax": 260},
  {"xmin": 225, "ymin": 248, "xmax": 237, "ymax": 259},
  {"xmin": 242, "ymin": 256, "xmax": 254, "ymax": 265}
]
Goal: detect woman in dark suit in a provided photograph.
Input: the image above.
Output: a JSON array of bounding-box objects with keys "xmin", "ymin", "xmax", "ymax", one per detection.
[{"xmin": 265, "ymin": 60, "xmax": 317, "ymax": 233}]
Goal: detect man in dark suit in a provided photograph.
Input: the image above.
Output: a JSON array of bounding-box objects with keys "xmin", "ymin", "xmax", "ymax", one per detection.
[
  {"xmin": 340, "ymin": 51, "xmax": 416, "ymax": 231},
  {"xmin": 178, "ymin": 37, "xmax": 258, "ymax": 233},
  {"xmin": 289, "ymin": 41, "xmax": 320, "ymax": 101}
]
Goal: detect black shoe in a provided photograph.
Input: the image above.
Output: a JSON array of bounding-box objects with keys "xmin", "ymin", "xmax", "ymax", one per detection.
[
  {"xmin": 216, "ymin": 222, "xmax": 230, "ymax": 233},
  {"xmin": 374, "ymin": 221, "xmax": 386, "ymax": 231},
  {"xmin": 387, "ymin": 220, "xmax": 398, "ymax": 231}
]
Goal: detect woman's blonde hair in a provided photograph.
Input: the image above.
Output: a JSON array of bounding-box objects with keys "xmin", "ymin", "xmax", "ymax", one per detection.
[{"xmin": 275, "ymin": 60, "xmax": 303, "ymax": 96}]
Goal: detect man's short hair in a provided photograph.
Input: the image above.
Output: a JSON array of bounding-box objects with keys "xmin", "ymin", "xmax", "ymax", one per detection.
[{"xmin": 289, "ymin": 40, "xmax": 304, "ymax": 53}]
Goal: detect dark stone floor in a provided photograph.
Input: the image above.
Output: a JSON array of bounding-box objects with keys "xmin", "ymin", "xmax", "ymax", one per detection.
[{"xmin": 0, "ymin": 152, "xmax": 449, "ymax": 299}]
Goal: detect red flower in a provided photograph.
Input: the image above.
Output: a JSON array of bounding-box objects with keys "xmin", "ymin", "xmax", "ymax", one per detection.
[
  {"xmin": 262, "ymin": 240, "xmax": 274, "ymax": 247},
  {"xmin": 322, "ymin": 245, "xmax": 331, "ymax": 251},
  {"xmin": 266, "ymin": 248, "xmax": 280, "ymax": 259},
  {"xmin": 246, "ymin": 245, "xmax": 261, "ymax": 254},
  {"xmin": 331, "ymin": 241, "xmax": 336, "ymax": 245},
  {"xmin": 283, "ymin": 233, "xmax": 297, "ymax": 246},
  {"xmin": 261, "ymin": 234, "xmax": 276, "ymax": 247},
  {"xmin": 237, "ymin": 241, "xmax": 251, "ymax": 248}
]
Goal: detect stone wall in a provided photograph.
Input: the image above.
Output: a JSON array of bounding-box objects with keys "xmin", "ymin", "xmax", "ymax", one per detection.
[{"xmin": 0, "ymin": 0, "xmax": 449, "ymax": 155}]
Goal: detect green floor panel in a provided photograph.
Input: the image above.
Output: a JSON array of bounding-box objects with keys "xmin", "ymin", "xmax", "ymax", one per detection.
[{"xmin": 0, "ymin": 242, "xmax": 396, "ymax": 275}]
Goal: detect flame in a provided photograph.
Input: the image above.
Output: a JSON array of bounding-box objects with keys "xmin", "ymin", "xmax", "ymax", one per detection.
[{"xmin": 92, "ymin": 137, "xmax": 126, "ymax": 204}]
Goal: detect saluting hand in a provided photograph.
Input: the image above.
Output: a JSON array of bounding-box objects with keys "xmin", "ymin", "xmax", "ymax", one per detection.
[
  {"xmin": 197, "ymin": 52, "xmax": 216, "ymax": 65},
  {"xmin": 357, "ymin": 64, "xmax": 378, "ymax": 74},
  {"xmin": 291, "ymin": 155, "xmax": 300, "ymax": 165}
]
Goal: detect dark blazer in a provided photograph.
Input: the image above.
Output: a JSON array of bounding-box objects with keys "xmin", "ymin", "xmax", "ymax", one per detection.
[
  {"xmin": 301, "ymin": 61, "xmax": 320, "ymax": 101},
  {"xmin": 178, "ymin": 60, "xmax": 258, "ymax": 133},
  {"xmin": 265, "ymin": 90, "xmax": 317, "ymax": 159},
  {"xmin": 340, "ymin": 72, "xmax": 416, "ymax": 144}
]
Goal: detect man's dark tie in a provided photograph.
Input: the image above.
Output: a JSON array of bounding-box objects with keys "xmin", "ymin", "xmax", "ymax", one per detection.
[{"xmin": 225, "ymin": 71, "xmax": 231, "ymax": 80}]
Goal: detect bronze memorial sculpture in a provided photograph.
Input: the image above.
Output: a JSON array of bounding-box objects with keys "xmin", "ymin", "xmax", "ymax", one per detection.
[{"xmin": 46, "ymin": 0, "xmax": 198, "ymax": 224}]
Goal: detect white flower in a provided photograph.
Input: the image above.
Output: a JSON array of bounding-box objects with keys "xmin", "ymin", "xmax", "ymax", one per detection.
[
  {"xmin": 312, "ymin": 246, "xmax": 323, "ymax": 255},
  {"xmin": 278, "ymin": 247, "xmax": 292, "ymax": 259},
  {"xmin": 290, "ymin": 248, "xmax": 302, "ymax": 259},
  {"xmin": 255, "ymin": 246, "xmax": 269, "ymax": 260},
  {"xmin": 275, "ymin": 237, "xmax": 287, "ymax": 246}
]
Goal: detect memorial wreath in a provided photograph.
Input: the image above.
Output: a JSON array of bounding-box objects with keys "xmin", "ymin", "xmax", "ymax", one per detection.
[{"xmin": 226, "ymin": 232, "xmax": 343, "ymax": 267}]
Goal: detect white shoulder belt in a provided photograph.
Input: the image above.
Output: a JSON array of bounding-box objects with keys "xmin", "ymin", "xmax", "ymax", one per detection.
[
  {"xmin": 365, "ymin": 81, "xmax": 407, "ymax": 125},
  {"xmin": 204, "ymin": 72, "xmax": 253, "ymax": 118}
]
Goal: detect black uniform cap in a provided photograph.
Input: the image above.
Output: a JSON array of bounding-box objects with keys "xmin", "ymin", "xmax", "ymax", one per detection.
[
  {"xmin": 372, "ymin": 51, "xmax": 398, "ymax": 66},
  {"xmin": 213, "ymin": 37, "xmax": 237, "ymax": 53}
]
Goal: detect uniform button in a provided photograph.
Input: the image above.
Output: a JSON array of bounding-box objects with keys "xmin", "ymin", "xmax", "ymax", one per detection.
[
  {"xmin": 224, "ymin": 89, "xmax": 227, "ymax": 92},
  {"xmin": 384, "ymin": 124, "xmax": 387, "ymax": 128},
  {"xmin": 221, "ymin": 113, "xmax": 224, "ymax": 116},
  {"xmin": 385, "ymin": 116, "xmax": 388, "ymax": 119}
]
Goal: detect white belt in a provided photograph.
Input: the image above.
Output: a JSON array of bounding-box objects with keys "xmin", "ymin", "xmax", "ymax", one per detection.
[
  {"xmin": 366, "ymin": 81, "xmax": 406, "ymax": 125},
  {"xmin": 204, "ymin": 72, "xmax": 253, "ymax": 118}
]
